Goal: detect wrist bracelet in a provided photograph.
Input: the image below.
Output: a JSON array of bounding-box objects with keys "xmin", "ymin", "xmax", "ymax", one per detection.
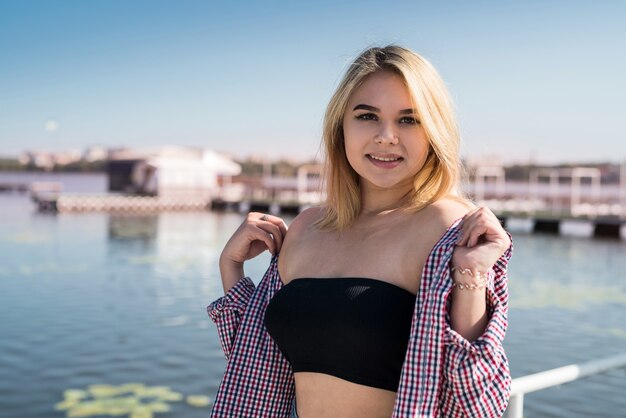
[{"xmin": 451, "ymin": 266, "xmax": 488, "ymax": 290}]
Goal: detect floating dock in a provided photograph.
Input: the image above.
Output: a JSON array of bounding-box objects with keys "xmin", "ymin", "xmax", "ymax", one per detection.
[
  {"xmin": 501, "ymin": 215, "xmax": 625, "ymax": 239},
  {"xmin": 34, "ymin": 193, "xmax": 211, "ymax": 213}
]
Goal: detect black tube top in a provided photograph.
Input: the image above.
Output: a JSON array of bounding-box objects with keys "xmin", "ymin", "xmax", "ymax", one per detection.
[{"xmin": 263, "ymin": 277, "xmax": 416, "ymax": 392}]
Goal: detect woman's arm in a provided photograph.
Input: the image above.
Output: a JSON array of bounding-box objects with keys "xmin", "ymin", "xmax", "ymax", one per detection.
[
  {"xmin": 208, "ymin": 212, "xmax": 287, "ymax": 359},
  {"xmin": 448, "ymin": 207, "xmax": 510, "ymax": 340},
  {"xmin": 207, "ymin": 276, "xmax": 257, "ymax": 360},
  {"xmin": 218, "ymin": 212, "xmax": 287, "ymax": 294},
  {"xmin": 449, "ymin": 285, "xmax": 488, "ymax": 341},
  {"xmin": 441, "ymin": 246, "xmax": 512, "ymax": 417},
  {"xmin": 440, "ymin": 208, "xmax": 513, "ymax": 416}
]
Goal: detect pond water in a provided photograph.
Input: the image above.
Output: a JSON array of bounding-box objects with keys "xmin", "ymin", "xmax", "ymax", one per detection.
[{"xmin": 1, "ymin": 173, "xmax": 625, "ymax": 417}]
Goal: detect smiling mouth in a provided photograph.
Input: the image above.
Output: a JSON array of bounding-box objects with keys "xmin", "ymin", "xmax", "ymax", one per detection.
[{"xmin": 367, "ymin": 154, "xmax": 403, "ymax": 162}]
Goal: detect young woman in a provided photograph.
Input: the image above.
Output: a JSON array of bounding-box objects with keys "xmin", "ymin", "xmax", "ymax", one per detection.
[{"xmin": 208, "ymin": 45, "xmax": 513, "ymax": 418}]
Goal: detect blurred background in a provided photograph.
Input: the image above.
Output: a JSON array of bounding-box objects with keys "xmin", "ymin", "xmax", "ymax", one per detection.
[{"xmin": 1, "ymin": 1, "xmax": 625, "ymax": 417}]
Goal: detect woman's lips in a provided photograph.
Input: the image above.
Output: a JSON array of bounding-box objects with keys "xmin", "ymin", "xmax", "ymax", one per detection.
[{"xmin": 366, "ymin": 154, "xmax": 403, "ymax": 169}]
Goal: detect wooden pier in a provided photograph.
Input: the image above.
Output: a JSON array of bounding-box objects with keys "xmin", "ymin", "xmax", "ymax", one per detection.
[
  {"xmin": 34, "ymin": 193, "xmax": 211, "ymax": 213},
  {"xmin": 0, "ymin": 182, "xmax": 29, "ymax": 192},
  {"xmin": 500, "ymin": 214, "xmax": 625, "ymax": 239},
  {"xmin": 210, "ymin": 198, "xmax": 302, "ymax": 215},
  {"xmin": 30, "ymin": 193, "xmax": 626, "ymax": 240}
]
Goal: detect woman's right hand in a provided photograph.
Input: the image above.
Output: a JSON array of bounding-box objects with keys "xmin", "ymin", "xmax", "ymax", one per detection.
[{"xmin": 219, "ymin": 212, "xmax": 288, "ymax": 270}]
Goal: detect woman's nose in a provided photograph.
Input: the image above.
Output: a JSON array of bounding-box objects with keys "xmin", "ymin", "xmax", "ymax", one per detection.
[{"xmin": 374, "ymin": 122, "xmax": 399, "ymax": 145}]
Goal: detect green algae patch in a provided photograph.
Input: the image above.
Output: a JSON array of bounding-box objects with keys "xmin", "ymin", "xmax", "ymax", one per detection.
[
  {"xmin": 54, "ymin": 383, "xmax": 203, "ymax": 417},
  {"xmin": 63, "ymin": 389, "xmax": 88, "ymax": 401},
  {"xmin": 509, "ymin": 279, "xmax": 626, "ymax": 310},
  {"xmin": 129, "ymin": 406, "xmax": 154, "ymax": 418},
  {"xmin": 186, "ymin": 395, "xmax": 211, "ymax": 407},
  {"xmin": 127, "ymin": 255, "xmax": 159, "ymax": 265},
  {"xmin": 5, "ymin": 232, "xmax": 49, "ymax": 244},
  {"xmin": 143, "ymin": 402, "xmax": 170, "ymax": 412},
  {"xmin": 580, "ymin": 324, "xmax": 626, "ymax": 339},
  {"xmin": 17, "ymin": 261, "xmax": 88, "ymax": 276}
]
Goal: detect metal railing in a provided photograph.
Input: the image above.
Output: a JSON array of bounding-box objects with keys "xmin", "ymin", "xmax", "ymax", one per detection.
[{"xmin": 503, "ymin": 352, "xmax": 626, "ymax": 418}]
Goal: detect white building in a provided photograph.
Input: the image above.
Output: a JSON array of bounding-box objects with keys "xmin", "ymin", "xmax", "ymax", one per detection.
[{"xmin": 108, "ymin": 146, "xmax": 241, "ymax": 198}]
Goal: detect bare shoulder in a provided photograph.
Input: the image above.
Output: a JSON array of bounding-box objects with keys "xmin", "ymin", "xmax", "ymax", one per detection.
[
  {"xmin": 285, "ymin": 206, "xmax": 325, "ymax": 236},
  {"xmin": 281, "ymin": 206, "xmax": 325, "ymax": 254},
  {"xmin": 278, "ymin": 206, "xmax": 325, "ymax": 280},
  {"xmin": 414, "ymin": 197, "xmax": 475, "ymax": 239},
  {"xmin": 427, "ymin": 197, "xmax": 475, "ymax": 225}
]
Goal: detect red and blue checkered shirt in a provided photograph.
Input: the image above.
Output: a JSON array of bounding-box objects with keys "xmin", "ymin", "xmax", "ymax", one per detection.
[{"xmin": 207, "ymin": 218, "xmax": 513, "ymax": 417}]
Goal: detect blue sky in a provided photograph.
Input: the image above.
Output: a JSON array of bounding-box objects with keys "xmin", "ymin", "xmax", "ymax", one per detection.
[{"xmin": 1, "ymin": 0, "xmax": 624, "ymax": 164}]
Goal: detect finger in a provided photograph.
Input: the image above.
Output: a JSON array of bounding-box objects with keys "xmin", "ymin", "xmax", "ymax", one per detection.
[
  {"xmin": 257, "ymin": 221, "xmax": 284, "ymax": 253},
  {"xmin": 483, "ymin": 209, "xmax": 508, "ymax": 234},
  {"xmin": 251, "ymin": 213, "xmax": 288, "ymax": 238},
  {"xmin": 247, "ymin": 211, "xmax": 266, "ymax": 222},
  {"xmin": 262, "ymin": 214, "xmax": 288, "ymax": 239},
  {"xmin": 468, "ymin": 217, "xmax": 505, "ymax": 247},
  {"xmin": 456, "ymin": 208, "xmax": 481, "ymax": 246},
  {"xmin": 244, "ymin": 214, "xmax": 277, "ymax": 252},
  {"xmin": 248, "ymin": 227, "xmax": 277, "ymax": 255},
  {"xmin": 467, "ymin": 222, "xmax": 489, "ymax": 247},
  {"xmin": 459, "ymin": 208, "xmax": 497, "ymax": 247}
]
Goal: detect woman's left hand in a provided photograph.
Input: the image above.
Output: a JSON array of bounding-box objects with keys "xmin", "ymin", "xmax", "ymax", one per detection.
[{"xmin": 453, "ymin": 207, "xmax": 511, "ymax": 273}]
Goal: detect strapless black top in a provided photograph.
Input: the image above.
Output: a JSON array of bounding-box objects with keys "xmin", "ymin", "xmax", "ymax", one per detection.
[{"xmin": 263, "ymin": 277, "xmax": 416, "ymax": 392}]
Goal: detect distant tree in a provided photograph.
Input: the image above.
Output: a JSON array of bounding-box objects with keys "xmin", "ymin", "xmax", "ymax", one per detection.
[
  {"xmin": 236, "ymin": 158, "xmax": 316, "ymax": 177},
  {"xmin": 54, "ymin": 160, "xmax": 106, "ymax": 172},
  {"xmin": 0, "ymin": 158, "xmax": 23, "ymax": 171},
  {"xmin": 273, "ymin": 160, "xmax": 298, "ymax": 177},
  {"xmin": 237, "ymin": 160, "xmax": 264, "ymax": 176}
]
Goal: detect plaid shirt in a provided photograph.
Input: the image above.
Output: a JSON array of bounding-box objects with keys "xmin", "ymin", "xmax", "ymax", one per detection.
[{"xmin": 207, "ymin": 218, "xmax": 513, "ymax": 417}]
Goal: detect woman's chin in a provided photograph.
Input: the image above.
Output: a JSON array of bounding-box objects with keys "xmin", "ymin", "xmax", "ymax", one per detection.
[{"xmin": 360, "ymin": 177, "xmax": 414, "ymax": 192}]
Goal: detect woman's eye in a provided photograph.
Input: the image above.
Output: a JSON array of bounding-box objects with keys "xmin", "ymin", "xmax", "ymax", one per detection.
[
  {"xmin": 356, "ymin": 113, "xmax": 377, "ymax": 121},
  {"xmin": 399, "ymin": 116, "xmax": 419, "ymax": 125}
]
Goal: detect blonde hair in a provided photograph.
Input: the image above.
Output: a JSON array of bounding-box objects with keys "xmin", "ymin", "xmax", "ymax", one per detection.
[{"xmin": 315, "ymin": 45, "xmax": 470, "ymax": 231}]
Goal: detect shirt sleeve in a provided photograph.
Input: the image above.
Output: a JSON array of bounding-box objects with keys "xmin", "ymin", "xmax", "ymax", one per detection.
[
  {"xmin": 207, "ymin": 277, "xmax": 256, "ymax": 360},
  {"xmin": 440, "ymin": 236, "xmax": 513, "ymax": 417}
]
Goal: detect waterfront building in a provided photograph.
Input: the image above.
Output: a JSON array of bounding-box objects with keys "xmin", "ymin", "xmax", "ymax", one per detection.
[{"xmin": 107, "ymin": 146, "xmax": 241, "ymax": 199}]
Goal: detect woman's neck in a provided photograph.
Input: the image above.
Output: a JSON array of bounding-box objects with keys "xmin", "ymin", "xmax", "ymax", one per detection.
[{"xmin": 358, "ymin": 185, "xmax": 414, "ymax": 218}]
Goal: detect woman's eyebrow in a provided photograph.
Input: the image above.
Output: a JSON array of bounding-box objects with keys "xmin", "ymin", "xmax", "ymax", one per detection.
[
  {"xmin": 352, "ymin": 104, "xmax": 417, "ymax": 114},
  {"xmin": 353, "ymin": 104, "xmax": 379, "ymax": 112}
]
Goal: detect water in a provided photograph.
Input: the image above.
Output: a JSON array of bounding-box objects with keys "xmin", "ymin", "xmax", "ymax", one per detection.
[{"xmin": 1, "ymin": 173, "xmax": 625, "ymax": 418}]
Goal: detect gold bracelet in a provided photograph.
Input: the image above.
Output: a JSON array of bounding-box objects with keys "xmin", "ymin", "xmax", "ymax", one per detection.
[{"xmin": 451, "ymin": 266, "xmax": 488, "ymax": 290}]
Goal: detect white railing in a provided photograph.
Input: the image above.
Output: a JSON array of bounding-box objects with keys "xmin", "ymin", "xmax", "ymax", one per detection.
[{"xmin": 504, "ymin": 352, "xmax": 626, "ymax": 418}]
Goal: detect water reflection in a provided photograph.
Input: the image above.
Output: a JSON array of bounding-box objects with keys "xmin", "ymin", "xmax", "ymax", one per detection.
[
  {"xmin": 3, "ymin": 231, "xmax": 50, "ymax": 244},
  {"xmin": 510, "ymin": 279, "xmax": 626, "ymax": 310},
  {"xmin": 2, "ymin": 193, "xmax": 626, "ymax": 418},
  {"xmin": 509, "ymin": 233, "xmax": 626, "ymax": 310},
  {"xmin": 106, "ymin": 212, "xmax": 241, "ymax": 280},
  {"xmin": 108, "ymin": 216, "xmax": 159, "ymax": 241}
]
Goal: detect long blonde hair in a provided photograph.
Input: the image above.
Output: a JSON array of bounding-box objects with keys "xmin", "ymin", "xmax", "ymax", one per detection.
[{"xmin": 315, "ymin": 45, "xmax": 469, "ymax": 230}]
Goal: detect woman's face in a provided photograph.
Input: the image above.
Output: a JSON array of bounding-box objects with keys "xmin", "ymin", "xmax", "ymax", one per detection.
[{"xmin": 342, "ymin": 70, "xmax": 430, "ymax": 194}]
